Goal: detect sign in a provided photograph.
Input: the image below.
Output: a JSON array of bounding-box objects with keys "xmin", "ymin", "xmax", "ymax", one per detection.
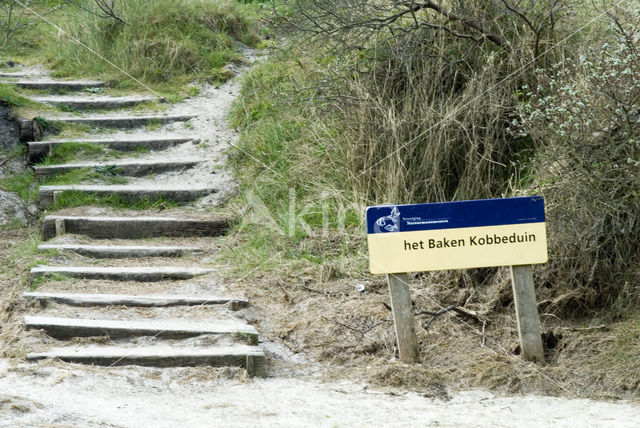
[{"xmin": 366, "ymin": 196, "xmax": 547, "ymax": 274}]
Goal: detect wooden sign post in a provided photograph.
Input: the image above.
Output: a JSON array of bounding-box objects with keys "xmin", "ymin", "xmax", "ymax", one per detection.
[
  {"xmin": 366, "ymin": 197, "xmax": 548, "ymax": 364},
  {"xmin": 386, "ymin": 273, "xmax": 419, "ymax": 362},
  {"xmin": 510, "ymin": 264, "xmax": 545, "ymax": 363}
]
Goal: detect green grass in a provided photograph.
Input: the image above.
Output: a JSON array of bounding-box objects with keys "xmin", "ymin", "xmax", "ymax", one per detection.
[
  {"xmin": 40, "ymin": 142, "xmax": 108, "ymax": 165},
  {"xmin": 1, "ymin": 233, "xmax": 49, "ymax": 286},
  {"xmin": 134, "ymin": 146, "xmax": 150, "ymax": 155},
  {"xmin": 0, "ymin": 217, "xmax": 29, "ymax": 230},
  {"xmin": 0, "ymin": 83, "xmax": 37, "ymax": 107},
  {"xmin": 41, "ymin": 167, "xmax": 129, "ymax": 186},
  {"xmin": 146, "ymin": 118, "xmax": 163, "ymax": 131},
  {"xmin": 29, "ymin": 272, "xmax": 70, "ymax": 291},
  {"xmin": 50, "ymin": 191, "xmax": 182, "ymax": 210},
  {"xmin": 51, "ymin": 1, "xmax": 255, "ymax": 85},
  {"xmin": 0, "ymin": 170, "xmax": 38, "ymax": 202},
  {"xmin": 1, "ymin": 0, "xmax": 260, "ymax": 96},
  {"xmin": 33, "ymin": 116, "xmax": 61, "ymax": 133},
  {"xmin": 221, "ymin": 58, "xmax": 366, "ymax": 276}
]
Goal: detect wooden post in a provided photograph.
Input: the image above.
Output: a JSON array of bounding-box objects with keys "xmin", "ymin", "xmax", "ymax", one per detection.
[
  {"xmin": 510, "ymin": 264, "xmax": 545, "ymax": 363},
  {"xmin": 18, "ymin": 118, "xmax": 43, "ymax": 143},
  {"xmin": 246, "ymin": 355, "xmax": 255, "ymax": 377},
  {"xmin": 54, "ymin": 218, "xmax": 65, "ymax": 238},
  {"xmin": 386, "ymin": 273, "xmax": 419, "ymax": 362},
  {"xmin": 52, "ymin": 191, "xmax": 62, "ymax": 207}
]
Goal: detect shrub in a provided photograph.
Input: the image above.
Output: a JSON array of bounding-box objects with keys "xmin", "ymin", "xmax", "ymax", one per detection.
[{"xmin": 517, "ymin": 29, "xmax": 640, "ymax": 314}]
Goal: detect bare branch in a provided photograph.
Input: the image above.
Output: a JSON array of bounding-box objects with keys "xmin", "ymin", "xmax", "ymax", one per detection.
[
  {"xmin": 416, "ymin": 305, "xmax": 479, "ymax": 330},
  {"xmin": 65, "ymin": 0, "xmax": 127, "ymax": 24},
  {"xmin": 321, "ymin": 316, "xmax": 392, "ymax": 337},
  {"xmin": 418, "ymin": 1, "xmax": 510, "ymax": 48},
  {"xmin": 500, "ymin": 0, "xmax": 537, "ymax": 33}
]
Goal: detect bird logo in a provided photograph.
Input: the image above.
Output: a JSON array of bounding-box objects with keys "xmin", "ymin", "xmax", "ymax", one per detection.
[{"xmin": 375, "ymin": 206, "xmax": 401, "ymax": 233}]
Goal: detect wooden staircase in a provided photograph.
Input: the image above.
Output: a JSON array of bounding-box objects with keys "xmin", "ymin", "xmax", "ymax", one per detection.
[{"xmin": 5, "ymin": 69, "xmax": 266, "ymax": 376}]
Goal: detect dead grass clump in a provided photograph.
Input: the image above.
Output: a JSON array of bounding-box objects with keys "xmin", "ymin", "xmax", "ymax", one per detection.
[
  {"xmin": 239, "ymin": 258, "xmax": 640, "ymax": 400},
  {"xmin": 0, "ymin": 395, "xmax": 44, "ymax": 414},
  {"xmin": 68, "ymin": 335, "xmax": 113, "ymax": 345},
  {"xmin": 553, "ymin": 318, "xmax": 640, "ymax": 398},
  {"xmin": 169, "ymin": 366, "xmax": 250, "ymax": 384},
  {"xmin": 366, "ymin": 364, "xmax": 449, "ymax": 399},
  {"xmin": 0, "ymin": 228, "xmax": 41, "ymax": 358}
]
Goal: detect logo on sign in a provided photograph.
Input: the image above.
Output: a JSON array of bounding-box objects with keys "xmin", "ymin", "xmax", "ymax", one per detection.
[{"xmin": 374, "ymin": 206, "xmax": 400, "ymax": 233}]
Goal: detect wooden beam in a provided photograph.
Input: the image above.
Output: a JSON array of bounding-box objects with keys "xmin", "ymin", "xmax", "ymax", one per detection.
[
  {"xmin": 386, "ymin": 273, "xmax": 419, "ymax": 362},
  {"xmin": 510, "ymin": 264, "xmax": 545, "ymax": 363}
]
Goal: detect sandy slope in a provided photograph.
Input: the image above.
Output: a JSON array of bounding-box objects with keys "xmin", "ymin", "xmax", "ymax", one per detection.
[{"xmin": 0, "ymin": 359, "xmax": 638, "ymax": 428}]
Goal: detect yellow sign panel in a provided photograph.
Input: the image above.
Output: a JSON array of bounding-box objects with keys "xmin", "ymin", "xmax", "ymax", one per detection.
[{"xmin": 368, "ymin": 222, "xmax": 548, "ymax": 274}]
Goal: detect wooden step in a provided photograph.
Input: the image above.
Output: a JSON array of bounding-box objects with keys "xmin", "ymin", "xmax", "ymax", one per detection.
[
  {"xmin": 27, "ymin": 137, "xmax": 195, "ymax": 164},
  {"xmin": 11, "ymin": 80, "xmax": 105, "ymax": 91},
  {"xmin": 34, "ymin": 159, "xmax": 201, "ymax": 180},
  {"xmin": 26, "ymin": 344, "xmax": 265, "ymax": 375},
  {"xmin": 29, "ymin": 266, "xmax": 214, "ymax": 282},
  {"xmin": 42, "ymin": 114, "xmax": 194, "ymax": 129},
  {"xmin": 23, "ymin": 292, "xmax": 248, "ymax": 309},
  {"xmin": 38, "ymin": 243, "xmax": 203, "ymax": 258},
  {"xmin": 42, "ymin": 215, "xmax": 230, "ymax": 240},
  {"xmin": 0, "ymin": 71, "xmax": 43, "ymax": 78},
  {"xmin": 24, "ymin": 316, "xmax": 259, "ymax": 342},
  {"xmin": 38, "ymin": 185, "xmax": 217, "ymax": 208},
  {"xmin": 29, "ymin": 95, "xmax": 160, "ymax": 110}
]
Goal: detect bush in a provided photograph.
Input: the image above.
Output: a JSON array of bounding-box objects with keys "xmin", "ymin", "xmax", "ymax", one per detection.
[
  {"xmin": 517, "ymin": 30, "xmax": 640, "ymax": 314},
  {"xmin": 233, "ymin": 1, "xmax": 640, "ymax": 317}
]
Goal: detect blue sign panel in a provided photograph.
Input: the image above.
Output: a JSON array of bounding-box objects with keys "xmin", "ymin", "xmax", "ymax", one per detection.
[
  {"xmin": 366, "ymin": 196, "xmax": 548, "ymax": 273},
  {"xmin": 366, "ymin": 196, "xmax": 545, "ymax": 234}
]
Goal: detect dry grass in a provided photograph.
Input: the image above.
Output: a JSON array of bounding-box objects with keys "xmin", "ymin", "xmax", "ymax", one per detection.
[
  {"xmin": 232, "ymin": 261, "xmax": 640, "ymax": 400},
  {"xmin": 0, "ymin": 227, "xmax": 41, "ymax": 358}
]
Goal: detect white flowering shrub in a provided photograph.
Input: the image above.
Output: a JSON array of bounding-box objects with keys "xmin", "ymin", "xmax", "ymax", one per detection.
[{"xmin": 517, "ymin": 32, "xmax": 640, "ymax": 314}]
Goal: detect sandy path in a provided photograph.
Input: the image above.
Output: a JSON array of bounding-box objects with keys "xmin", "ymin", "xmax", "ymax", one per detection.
[{"xmin": 0, "ymin": 359, "xmax": 638, "ymax": 428}]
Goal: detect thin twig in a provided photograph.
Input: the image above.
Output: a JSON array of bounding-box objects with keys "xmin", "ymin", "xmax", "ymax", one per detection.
[
  {"xmin": 64, "ymin": 0, "xmax": 127, "ymax": 24},
  {"xmin": 298, "ymin": 277, "xmax": 322, "ymax": 293},
  {"xmin": 276, "ymin": 278, "xmax": 291, "ymax": 303},
  {"xmin": 321, "ymin": 316, "xmax": 391, "ymax": 337},
  {"xmin": 416, "ymin": 305, "xmax": 479, "ymax": 330}
]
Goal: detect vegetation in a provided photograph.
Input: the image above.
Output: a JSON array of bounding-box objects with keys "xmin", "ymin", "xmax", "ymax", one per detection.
[
  {"xmin": 49, "ymin": 190, "xmax": 181, "ymax": 210},
  {"xmin": 230, "ymin": 1, "xmax": 640, "ymax": 316},
  {"xmin": 0, "ymin": 170, "xmax": 38, "ymax": 202},
  {"xmin": 40, "ymin": 142, "xmax": 108, "ymax": 164},
  {"xmin": 41, "ymin": 167, "xmax": 128, "ymax": 186},
  {"xmin": 1, "ymin": 0, "xmax": 260, "ymax": 92},
  {"xmin": 0, "ymin": 83, "xmax": 38, "ymax": 107},
  {"xmin": 1, "ymin": 0, "xmax": 638, "ymax": 400},
  {"xmin": 220, "ymin": 0, "xmax": 640, "ymax": 398}
]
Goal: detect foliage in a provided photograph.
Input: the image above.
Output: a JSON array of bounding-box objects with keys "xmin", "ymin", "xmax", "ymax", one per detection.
[
  {"xmin": 45, "ymin": 0, "xmax": 259, "ymax": 85},
  {"xmin": 0, "ymin": 170, "xmax": 37, "ymax": 202},
  {"xmin": 39, "ymin": 142, "xmax": 106, "ymax": 165},
  {"xmin": 0, "ymin": 0, "xmax": 59, "ymax": 46},
  {"xmin": 49, "ymin": 190, "xmax": 181, "ymax": 210},
  {"xmin": 0, "ymin": 83, "xmax": 35, "ymax": 107},
  {"xmin": 515, "ymin": 22, "xmax": 640, "ymax": 313},
  {"xmin": 41, "ymin": 166, "xmax": 128, "ymax": 186},
  {"xmin": 232, "ymin": 1, "xmax": 640, "ymax": 317}
]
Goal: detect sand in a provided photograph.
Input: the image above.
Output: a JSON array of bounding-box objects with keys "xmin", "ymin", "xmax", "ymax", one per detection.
[{"xmin": 0, "ymin": 358, "xmax": 638, "ymax": 428}]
